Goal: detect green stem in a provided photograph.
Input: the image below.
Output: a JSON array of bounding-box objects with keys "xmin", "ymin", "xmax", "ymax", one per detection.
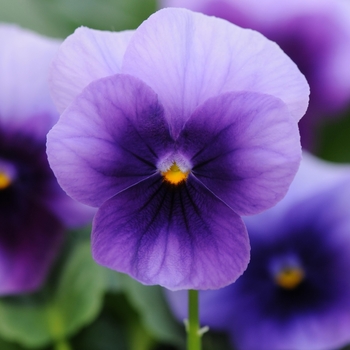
[
  {"xmin": 187, "ymin": 289, "xmax": 201, "ymax": 350},
  {"xmin": 54, "ymin": 339, "xmax": 72, "ymax": 350}
]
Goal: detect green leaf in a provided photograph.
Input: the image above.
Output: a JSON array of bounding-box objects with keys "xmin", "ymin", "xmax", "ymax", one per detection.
[
  {"xmin": 120, "ymin": 275, "xmax": 184, "ymax": 347},
  {"xmin": 0, "ymin": 240, "xmax": 106, "ymax": 348},
  {"xmin": 71, "ymin": 312, "xmax": 129, "ymax": 350},
  {"xmin": 0, "ymin": 296, "xmax": 51, "ymax": 347},
  {"xmin": 317, "ymin": 110, "xmax": 350, "ymax": 163},
  {"xmin": 202, "ymin": 330, "xmax": 232, "ymax": 350},
  {"xmin": 104, "ymin": 269, "xmax": 124, "ymax": 293},
  {"xmin": 0, "ymin": 336, "xmax": 25, "ymax": 350},
  {"xmin": 0, "ymin": 0, "xmax": 157, "ymax": 38},
  {"xmin": 0, "ymin": 0, "xmax": 67, "ymax": 38},
  {"xmin": 48, "ymin": 241, "xmax": 106, "ymax": 341},
  {"xmin": 37, "ymin": 0, "xmax": 157, "ymax": 31}
]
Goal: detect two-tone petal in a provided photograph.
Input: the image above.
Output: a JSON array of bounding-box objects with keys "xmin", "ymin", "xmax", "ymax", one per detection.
[
  {"xmin": 178, "ymin": 91, "xmax": 301, "ymax": 215},
  {"xmin": 47, "ymin": 74, "xmax": 172, "ymax": 207},
  {"xmin": 92, "ymin": 175, "xmax": 249, "ymax": 290}
]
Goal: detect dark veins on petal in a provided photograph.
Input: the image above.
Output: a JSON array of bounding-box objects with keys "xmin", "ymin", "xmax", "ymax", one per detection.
[{"xmin": 130, "ymin": 176, "xmax": 213, "ymax": 268}]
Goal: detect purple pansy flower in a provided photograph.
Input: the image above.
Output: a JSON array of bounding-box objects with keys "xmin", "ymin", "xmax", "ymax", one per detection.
[
  {"xmin": 0, "ymin": 25, "xmax": 94, "ymax": 295},
  {"xmin": 167, "ymin": 153, "xmax": 350, "ymax": 349},
  {"xmin": 161, "ymin": 0, "xmax": 350, "ymax": 149},
  {"xmin": 47, "ymin": 8, "xmax": 309, "ymax": 290}
]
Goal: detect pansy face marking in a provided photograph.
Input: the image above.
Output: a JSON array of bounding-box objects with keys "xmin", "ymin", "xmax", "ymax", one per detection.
[
  {"xmin": 270, "ymin": 255, "xmax": 305, "ymax": 290},
  {"xmin": 0, "ymin": 161, "xmax": 16, "ymax": 190},
  {"xmin": 0, "ymin": 172, "xmax": 11, "ymax": 190},
  {"xmin": 274, "ymin": 265, "xmax": 305, "ymax": 290},
  {"xmin": 162, "ymin": 163, "xmax": 189, "ymax": 185}
]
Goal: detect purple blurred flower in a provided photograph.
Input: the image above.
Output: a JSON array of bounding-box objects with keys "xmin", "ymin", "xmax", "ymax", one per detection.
[
  {"xmin": 47, "ymin": 8, "xmax": 309, "ymax": 290},
  {"xmin": 0, "ymin": 25, "xmax": 94, "ymax": 295},
  {"xmin": 167, "ymin": 153, "xmax": 350, "ymax": 349},
  {"xmin": 161, "ymin": 0, "xmax": 350, "ymax": 149}
]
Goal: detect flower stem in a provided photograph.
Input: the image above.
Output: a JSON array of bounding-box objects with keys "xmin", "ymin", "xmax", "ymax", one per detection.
[{"xmin": 187, "ymin": 289, "xmax": 201, "ymax": 350}]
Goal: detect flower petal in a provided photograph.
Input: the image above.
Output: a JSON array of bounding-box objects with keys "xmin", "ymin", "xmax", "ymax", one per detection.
[
  {"xmin": 92, "ymin": 175, "xmax": 250, "ymax": 290},
  {"xmin": 122, "ymin": 8, "xmax": 309, "ymax": 135},
  {"xmin": 49, "ymin": 27, "xmax": 134, "ymax": 113},
  {"xmin": 178, "ymin": 91, "xmax": 301, "ymax": 216},
  {"xmin": 0, "ymin": 202, "xmax": 64, "ymax": 295},
  {"xmin": 47, "ymin": 74, "xmax": 172, "ymax": 207},
  {"xmin": 0, "ymin": 25, "xmax": 60, "ymax": 137}
]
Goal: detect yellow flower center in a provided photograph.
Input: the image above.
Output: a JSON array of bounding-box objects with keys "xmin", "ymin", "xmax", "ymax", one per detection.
[
  {"xmin": 162, "ymin": 163, "xmax": 189, "ymax": 185},
  {"xmin": 0, "ymin": 171, "xmax": 12, "ymax": 190},
  {"xmin": 275, "ymin": 267, "xmax": 304, "ymax": 290}
]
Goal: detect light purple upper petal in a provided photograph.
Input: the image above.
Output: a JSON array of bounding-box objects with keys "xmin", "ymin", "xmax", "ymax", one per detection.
[
  {"xmin": 178, "ymin": 91, "xmax": 301, "ymax": 216},
  {"xmin": 0, "ymin": 25, "xmax": 61, "ymax": 138},
  {"xmin": 92, "ymin": 175, "xmax": 250, "ymax": 290},
  {"xmin": 161, "ymin": 0, "xmax": 350, "ymax": 122},
  {"xmin": 47, "ymin": 74, "xmax": 172, "ymax": 207},
  {"xmin": 49, "ymin": 27, "xmax": 134, "ymax": 113},
  {"xmin": 122, "ymin": 8, "xmax": 309, "ymax": 135}
]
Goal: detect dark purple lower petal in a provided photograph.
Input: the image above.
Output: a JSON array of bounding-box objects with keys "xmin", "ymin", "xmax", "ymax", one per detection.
[
  {"xmin": 92, "ymin": 174, "xmax": 250, "ymax": 290},
  {"xmin": 178, "ymin": 91, "xmax": 301, "ymax": 216},
  {"xmin": 0, "ymin": 201, "xmax": 64, "ymax": 295}
]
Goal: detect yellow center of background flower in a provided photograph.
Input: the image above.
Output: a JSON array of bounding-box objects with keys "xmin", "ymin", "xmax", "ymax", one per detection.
[
  {"xmin": 0, "ymin": 172, "xmax": 11, "ymax": 190},
  {"xmin": 162, "ymin": 163, "xmax": 189, "ymax": 185},
  {"xmin": 275, "ymin": 267, "xmax": 304, "ymax": 289}
]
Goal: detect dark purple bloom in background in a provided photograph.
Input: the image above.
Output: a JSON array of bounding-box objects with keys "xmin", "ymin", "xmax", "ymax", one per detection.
[
  {"xmin": 167, "ymin": 153, "xmax": 350, "ymax": 349},
  {"xmin": 161, "ymin": 0, "xmax": 350, "ymax": 149},
  {"xmin": 0, "ymin": 26, "xmax": 94, "ymax": 295},
  {"xmin": 47, "ymin": 8, "xmax": 309, "ymax": 290}
]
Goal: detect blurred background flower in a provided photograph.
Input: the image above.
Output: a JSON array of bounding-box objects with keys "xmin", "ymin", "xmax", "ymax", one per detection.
[{"xmin": 0, "ymin": 25, "xmax": 94, "ymax": 295}]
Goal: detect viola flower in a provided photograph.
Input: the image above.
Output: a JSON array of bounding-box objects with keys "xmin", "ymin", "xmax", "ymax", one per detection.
[
  {"xmin": 47, "ymin": 8, "xmax": 309, "ymax": 290},
  {"xmin": 161, "ymin": 0, "xmax": 350, "ymax": 149},
  {"xmin": 167, "ymin": 153, "xmax": 350, "ymax": 349},
  {"xmin": 0, "ymin": 25, "xmax": 94, "ymax": 295}
]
